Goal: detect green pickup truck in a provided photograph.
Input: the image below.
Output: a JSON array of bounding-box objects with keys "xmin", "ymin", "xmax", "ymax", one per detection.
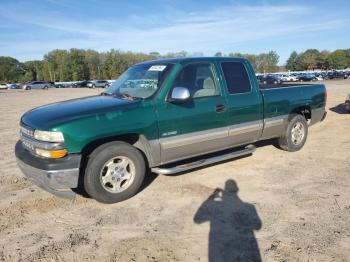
[{"xmin": 15, "ymin": 57, "xmax": 327, "ymax": 203}]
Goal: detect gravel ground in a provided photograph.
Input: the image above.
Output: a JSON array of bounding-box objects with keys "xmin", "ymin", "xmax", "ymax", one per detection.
[{"xmin": 0, "ymin": 81, "xmax": 349, "ymax": 262}]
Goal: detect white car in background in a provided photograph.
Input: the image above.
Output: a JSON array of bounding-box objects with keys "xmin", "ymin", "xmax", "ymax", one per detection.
[
  {"xmin": 281, "ymin": 74, "xmax": 298, "ymax": 82},
  {"xmin": 0, "ymin": 83, "xmax": 8, "ymax": 89}
]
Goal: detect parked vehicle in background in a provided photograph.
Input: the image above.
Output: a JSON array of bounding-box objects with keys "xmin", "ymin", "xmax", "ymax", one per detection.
[
  {"xmin": 73, "ymin": 80, "xmax": 89, "ymax": 88},
  {"xmin": 297, "ymin": 73, "xmax": 316, "ymax": 82},
  {"xmin": 54, "ymin": 82, "xmax": 66, "ymax": 88},
  {"xmin": 0, "ymin": 83, "xmax": 8, "ymax": 89},
  {"xmin": 87, "ymin": 80, "xmax": 110, "ymax": 88},
  {"xmin": 328, "ymin": 71, "xmax": 349, "ymax": 79},
  {"xmin": 281, "ymin": 74, "xmax": 298, "ymax": 82},
  {"xmin": 22, "ymin": 81, "xmax": 51, "ymax": 90},
  {"xmin": 15, "ymin": 57, "xmax": 327, "ymax": 203},
  {"xmin": 314, "ymin": 73, "xmax": 324, "ymax": 81},
  {"xmin": 345, "ymin": 93, "xmax": 350, "ymax": 112},
  {"xmin": 7, "ymin": 83, "xmax": 20, "ymax": 89},
  {"xmin": 259, "ymin": 75, "xmax": 283, "ymax": 85}
]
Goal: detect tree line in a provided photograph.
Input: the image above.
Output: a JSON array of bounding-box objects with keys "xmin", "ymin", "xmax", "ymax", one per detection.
[
  {"xmin": 285, "ymin": 49, "xmax": 350, "ymax": 71},
  {"xmin": 0, "ymin": 48, "xmax": 349, "ymax": 83}
]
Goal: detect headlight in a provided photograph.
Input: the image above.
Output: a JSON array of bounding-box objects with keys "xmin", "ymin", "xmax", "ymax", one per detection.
[{"xmin": 34, "ymin": 130, "xmax": 64, "ymax": 142}]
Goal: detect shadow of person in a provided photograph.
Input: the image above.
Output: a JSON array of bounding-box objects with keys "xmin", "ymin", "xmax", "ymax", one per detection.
[
  {"xmin": 194, "ymin": 179, "xmax": 262, "ymax": 262},
  {"xmin": 329, "ymin": 103, "xmax": 349, "ymax": 114}
]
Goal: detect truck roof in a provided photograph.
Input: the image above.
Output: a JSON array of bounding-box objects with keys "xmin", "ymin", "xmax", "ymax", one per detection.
[{"xmin": 135, "ymin": 57, "xmax": 249, "ymax": 66}]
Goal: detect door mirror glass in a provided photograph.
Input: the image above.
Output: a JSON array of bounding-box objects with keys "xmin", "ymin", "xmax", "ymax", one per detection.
[{"xmin": 169, "ymin": 87, "xmax": 190, "ymax": 102}]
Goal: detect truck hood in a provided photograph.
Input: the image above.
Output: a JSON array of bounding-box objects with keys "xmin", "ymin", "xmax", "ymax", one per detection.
[{"xmin": 21, "ymin": 95, "xmax": 140, "ymax": 130}]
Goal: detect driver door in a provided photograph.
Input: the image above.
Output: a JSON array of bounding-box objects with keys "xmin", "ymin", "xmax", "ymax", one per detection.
[{"xmin": 156, "ymin": 62, "xmax": 229, "ymax": 164}]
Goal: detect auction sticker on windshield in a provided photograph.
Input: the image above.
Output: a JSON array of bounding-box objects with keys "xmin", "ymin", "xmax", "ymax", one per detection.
[{"xmin": 148, "ymin": 65, "xmax": 167, "ymax": 71}]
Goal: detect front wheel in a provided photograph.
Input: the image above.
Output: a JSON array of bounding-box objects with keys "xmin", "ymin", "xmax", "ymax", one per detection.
[
  {"xmin": 84, "ymin": 141, "xmax": 146, "ymax": 204},
  {"xmin": 278, "ymin": 114, "xmax": 308, "ymax": 152}
]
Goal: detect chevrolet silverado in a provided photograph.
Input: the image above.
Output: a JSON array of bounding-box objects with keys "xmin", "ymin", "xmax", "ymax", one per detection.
[{"xmin": 15, "ymin": 57, "xmax": 327, "ymax": 203}]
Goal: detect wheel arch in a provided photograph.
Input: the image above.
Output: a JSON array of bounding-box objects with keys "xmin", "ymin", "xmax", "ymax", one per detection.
[
  {"xmin": 289, "ymin": 105, "xmax": 311, "ymax": 122},
  {"xmin": 80, "ymin": 133, "xmax": 158, "ymax": 169}
]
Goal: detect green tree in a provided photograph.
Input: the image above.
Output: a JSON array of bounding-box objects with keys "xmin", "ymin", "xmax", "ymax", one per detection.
[
  {"xmin": 317, "ymin": 50, "xmax": 330, "ymax": 70},
  {"xmin": 85, "ymin": 50, "xmax": 101, "ymax": 80},
  {"xmin": 0, "ymin": 56, "xmax": 24, "ymax": 82},
  {"xmin": 328, "ymin": 50, "xmax": 348, "ymax": 69},
  {"xmin": 256, "ymin": 51, "xmax": 279, "ymax": 73},
  {"xmin": 68, "ymin": 48, "xmax": 86, "ymax": 81},
  {"xmin": 300, "ymin": 49, "xmax": 320, "ymax": 70},
  {"xmin": 22, "ymin": 60, "xmax": 43, "ymax": 82},
  {"xmin": 286, "ymin": 51, "xmax": 299, "ymax": 71}
]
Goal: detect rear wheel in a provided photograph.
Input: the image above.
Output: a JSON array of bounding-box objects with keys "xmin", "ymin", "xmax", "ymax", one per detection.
[
  {"xmin": 84, "ymin": 141, "xmax": 146, "ymax": 204},
  {"xmin": 278, "ymin": 114, "xmax": 308, "ymax": 152}
]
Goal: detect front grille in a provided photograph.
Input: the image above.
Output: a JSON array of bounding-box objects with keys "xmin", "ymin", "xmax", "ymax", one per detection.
[
  {"xmin": 20, "ymin": 124, "xmax": 35, "ymax": 153},
  {"xmin": 20, "ymin": 124, "xmax": 34, "ymax": 138},
  {"xmin": 21, "ymin": 137, "xmax": 35, "ymax": 151}
]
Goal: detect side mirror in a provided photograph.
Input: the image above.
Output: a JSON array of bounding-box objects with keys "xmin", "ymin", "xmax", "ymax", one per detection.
[{"xmin": 168, "ymin": 87, "xmax": 191, "ymax": 103}]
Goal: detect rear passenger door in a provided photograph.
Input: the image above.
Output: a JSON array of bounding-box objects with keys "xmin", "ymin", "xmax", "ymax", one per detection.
[{"xmin": 219, "ymin": 61, "xmax": 263, "ymax": 146}]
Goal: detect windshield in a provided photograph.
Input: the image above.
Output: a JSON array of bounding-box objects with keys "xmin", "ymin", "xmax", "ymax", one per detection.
[{"xmin": 105, "ymin": 63, "xmax": 174, "ymax": 99}]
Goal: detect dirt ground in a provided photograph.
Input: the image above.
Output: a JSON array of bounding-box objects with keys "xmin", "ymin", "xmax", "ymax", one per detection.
[{"xmin": 0, "ymin": 81, "xmax": 349, "ymax": 262}]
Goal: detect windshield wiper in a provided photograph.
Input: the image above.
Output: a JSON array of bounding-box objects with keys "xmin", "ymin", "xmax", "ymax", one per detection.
[
  {"xmin": 102, "ymin": 91, "xmax": 141, "ymax": 100},
  {"xmin": 101, "ymin": 92, "xmax": 112, "ymax": 96}
]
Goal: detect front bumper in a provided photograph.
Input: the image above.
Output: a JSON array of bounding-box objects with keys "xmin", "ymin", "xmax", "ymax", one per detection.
[{"xmin": 15, "ymin": 141, "xmax": 81, "ymax": 199}]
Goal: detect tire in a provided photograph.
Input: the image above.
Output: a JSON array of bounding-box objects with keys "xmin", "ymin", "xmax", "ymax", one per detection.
[
  {"xmin": 92, "ymin": 84, "xmax": 96, "ymax": 89},
  {"xmin": 84, "ymin": 141, "xmax": 146, "ymax": 204},
  {"xmin": 43, "ymin": 86, "xmax": 48, "ymax": 89},
  {"xmin": 26, "ymin": 86, "xmax": 31, "ymax": 90},
  {"xmin": 278, "ymin": 114, "xmax": 308, "ymax": 152}
]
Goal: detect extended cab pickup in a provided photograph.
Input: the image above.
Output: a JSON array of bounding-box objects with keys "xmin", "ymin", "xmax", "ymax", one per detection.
[{"xmin": 15, "ymin": 57, "xmax": 327, "ymax": 203}]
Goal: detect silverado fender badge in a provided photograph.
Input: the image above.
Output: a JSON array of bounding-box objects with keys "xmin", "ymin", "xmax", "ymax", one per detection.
[{"xmin": 162, "ymin": 131, "xmax": 178, "ymax": 137}]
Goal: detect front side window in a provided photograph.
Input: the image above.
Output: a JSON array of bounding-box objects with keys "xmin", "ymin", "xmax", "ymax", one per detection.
[
  {"xmin": 221, "ymin": 62, "xmax": 251, "ymax": 94},
  {"xmin": 106, "ymin": 63, "xmax": 174, "ymax": 99},
  {"xmin": 172, "ymin": 63, "xmax": 219, "ymax": 98}
]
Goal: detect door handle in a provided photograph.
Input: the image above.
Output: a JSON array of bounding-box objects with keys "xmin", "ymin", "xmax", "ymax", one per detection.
[{"xmin": 215, "ymin": 104, "xmax": 226, "ymax": 113}]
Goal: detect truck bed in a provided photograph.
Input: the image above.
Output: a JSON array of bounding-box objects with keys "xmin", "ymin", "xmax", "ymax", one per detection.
[{"xmin": 259, "ymin": 82, "xmax": 326, "ymax": 124}]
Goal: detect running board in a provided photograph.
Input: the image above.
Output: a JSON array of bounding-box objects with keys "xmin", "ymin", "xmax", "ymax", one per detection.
[{"xmin": 151, "ymin": 145, "xmax": 256, "ymax": 175}]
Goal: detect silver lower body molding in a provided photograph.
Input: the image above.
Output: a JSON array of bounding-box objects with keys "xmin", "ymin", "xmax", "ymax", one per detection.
[{"xmin": 151, "ymin": 144, "xmax": 256, "ymax": 175}]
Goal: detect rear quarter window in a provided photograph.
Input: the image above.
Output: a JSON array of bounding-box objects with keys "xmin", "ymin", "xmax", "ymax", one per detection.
[{"xmin": 221, "ymin": 62, "xmax": 251, "ymax": 94}]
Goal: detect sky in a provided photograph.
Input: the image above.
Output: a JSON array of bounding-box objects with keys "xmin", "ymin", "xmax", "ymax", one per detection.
[{"xmin": 0, "ymin": 0, "xmax": 349, "ymax": 64}]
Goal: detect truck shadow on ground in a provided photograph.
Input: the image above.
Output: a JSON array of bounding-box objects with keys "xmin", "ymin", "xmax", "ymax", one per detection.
[
  {"xmin": 329, "ymin": 104, "xmax": 349, "ymax": 114},
  {"xmin": 194, "ymin": 179, "xmax": 262, "ymax": 262}
]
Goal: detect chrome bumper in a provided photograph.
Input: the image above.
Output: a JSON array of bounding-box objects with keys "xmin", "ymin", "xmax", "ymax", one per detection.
[
  {"xmin": 15, "ymin": 141, "xmax": 81, "ymax": 199},
  {"xmin": 16, "ymin": 158, "xmax": 79, "ymax": 199}
]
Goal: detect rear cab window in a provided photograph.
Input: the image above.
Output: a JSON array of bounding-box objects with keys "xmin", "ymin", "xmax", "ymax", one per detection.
[{"xmin": 221, "ymin": 62, "xmax": 251, "ymax": 94}]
